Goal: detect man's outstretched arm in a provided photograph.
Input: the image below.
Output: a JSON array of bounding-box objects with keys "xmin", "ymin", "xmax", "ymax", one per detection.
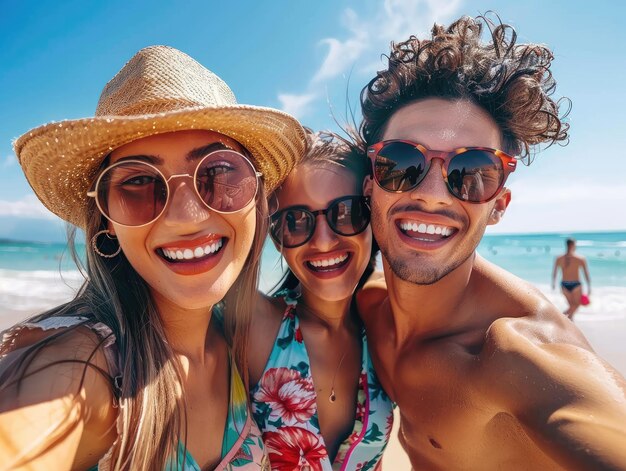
[{"xmin": 482, "ymin": 316, "xmax": 626, "ymax": 471}]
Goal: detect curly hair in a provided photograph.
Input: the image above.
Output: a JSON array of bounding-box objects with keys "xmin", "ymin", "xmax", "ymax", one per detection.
[{"xmin": 360, "ymin": 15, "xmax": 569, "ymax": 159}]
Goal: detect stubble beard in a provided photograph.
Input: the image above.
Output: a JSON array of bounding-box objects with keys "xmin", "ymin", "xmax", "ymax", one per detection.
[{"xmin": 371, "ymin": 205, "xmax": 475, "ymax": 286}]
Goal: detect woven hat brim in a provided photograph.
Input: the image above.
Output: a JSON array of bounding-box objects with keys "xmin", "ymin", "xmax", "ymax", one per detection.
[{"xmin": 15, "ymin": 105, "xmax": 306, "ymax": 228}]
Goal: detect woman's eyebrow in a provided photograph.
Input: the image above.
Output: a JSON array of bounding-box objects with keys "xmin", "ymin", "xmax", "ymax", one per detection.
[
  {"xmin": 113, "ymin": 154, "xmax": 163, "ymax": 164},
  {"xmin": 187, "ymin": 142, "xmax": 236, "ymax": 162}
]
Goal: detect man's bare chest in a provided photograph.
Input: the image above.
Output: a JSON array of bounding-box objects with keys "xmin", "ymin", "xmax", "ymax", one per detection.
[{"xmin": 389, "ymin": 348, "xmax": 562, "ymax": 470}]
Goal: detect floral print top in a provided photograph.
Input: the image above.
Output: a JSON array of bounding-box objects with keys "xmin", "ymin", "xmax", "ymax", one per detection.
[{"xmin": 250, "ymin": 295, "xmax": 394, "ymax": 470}]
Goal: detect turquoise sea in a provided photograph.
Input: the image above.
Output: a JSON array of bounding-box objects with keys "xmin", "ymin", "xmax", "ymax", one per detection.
[
  {"xmin": 1, "ymin": 231, "xmax": 625, "ymax": 318},
  {"xmin": 1, "ymin": 231, "xmax": 624, "ymax": 285}
]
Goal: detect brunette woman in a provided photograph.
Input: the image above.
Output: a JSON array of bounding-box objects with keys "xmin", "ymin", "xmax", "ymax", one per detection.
[
  {"xmin": 249, "ymin": 131, "xmax": 393, "ymax": 470},
  {"xmin": 0, "ymin": 46, "xmax": 305, "ymax": 470}
]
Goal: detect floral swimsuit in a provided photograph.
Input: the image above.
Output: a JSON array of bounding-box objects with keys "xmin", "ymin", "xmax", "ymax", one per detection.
[
  {"xmin": 250, "ymin": 295, "xmax": 394, "ymax": 470},
  {"xmin": 0, "ymin": 315, "xmax": 268, "ymax": 470}
]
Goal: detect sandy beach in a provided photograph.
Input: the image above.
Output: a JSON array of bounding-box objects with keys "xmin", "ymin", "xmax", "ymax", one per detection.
[{"xmin": 1, "ymin": 275, "xmax": 624, "ymax": 469}]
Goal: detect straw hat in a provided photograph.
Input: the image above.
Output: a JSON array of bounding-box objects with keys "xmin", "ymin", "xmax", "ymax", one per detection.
[{"xmin": 14, "ymin": 45, "xmax": 306, "ymax": 228}]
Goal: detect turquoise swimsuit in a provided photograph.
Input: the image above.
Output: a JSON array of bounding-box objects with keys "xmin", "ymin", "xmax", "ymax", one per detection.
[{"xmin": 250, "ymin": 294, "xmax": 394, "ymax": 470}]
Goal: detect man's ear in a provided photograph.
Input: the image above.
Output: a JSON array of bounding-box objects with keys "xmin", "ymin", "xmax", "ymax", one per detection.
[
  {"xmin": 363, "ymin": 176, "xmax": 373, "ymax": 197},
  {"xmin": 487, "ymin": 188, "xmax": 511, "ymax": 225}
]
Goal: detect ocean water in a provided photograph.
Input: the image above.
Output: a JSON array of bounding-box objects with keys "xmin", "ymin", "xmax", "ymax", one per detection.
[{"xmin": 1, "ymin": 232, "xmax": 625, "ymax": 319}]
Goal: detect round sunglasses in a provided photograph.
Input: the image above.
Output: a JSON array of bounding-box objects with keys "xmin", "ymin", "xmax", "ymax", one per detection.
[
  {"xmin": 269, "ymin": 195, "xmax": 370, "ymax": 248},
  {"xmin": 367, "ymin": 140, "xmax": 517, "ymax": 203},
  {"xmin": 87, "ymin": 149, "xmax": 261, "ymax": 227}
]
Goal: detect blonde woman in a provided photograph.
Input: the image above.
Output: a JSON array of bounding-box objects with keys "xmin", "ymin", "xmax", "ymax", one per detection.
[{"xmin": 0, "ymin": 46, "xmax": 305, "ymax": 470}]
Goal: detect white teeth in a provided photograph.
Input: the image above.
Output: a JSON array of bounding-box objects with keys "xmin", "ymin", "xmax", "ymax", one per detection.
[
  {"xmin": 399, "ymin": 221, "xmax": 454, "ymax": 238},
  {"xmin": 161, "ymin": 239, "xmax": 224, "ymax": 261},
  {"xmin": 309, "ymin": 253, "xmax": 348, "ymax": 268}
]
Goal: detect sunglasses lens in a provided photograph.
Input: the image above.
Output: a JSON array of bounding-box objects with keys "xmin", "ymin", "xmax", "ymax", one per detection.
[
  {"xmin": 96, "ymin": 162, "xmax": 167, "ymax": 226},
  {"xmin": 327, "ymin": 196, "xmax": 370, "ymax": 236},
  {"xmin": 374, "ymin": 142, "xmax": 427, "ymax": 191},
  {"xmin": 270, "ymin": 209, "xmax": 314, "ymax": 248},
  {"xmin": 447, "ymin": 150, "xmax": 504, "ymax": 202},
  {"xmin": 196, "ymin": 150, "xmax": 258, "ymax": 212}
]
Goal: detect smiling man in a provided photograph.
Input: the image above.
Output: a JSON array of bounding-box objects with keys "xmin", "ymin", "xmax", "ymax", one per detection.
[{"xmin": 357, "ymin": 15, "xmax": 626, "ymax": 470}]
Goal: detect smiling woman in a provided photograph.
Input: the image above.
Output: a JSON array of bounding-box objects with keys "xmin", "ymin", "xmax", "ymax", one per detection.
[
  {"xmin": 247, "ymin": 130, "xmax": 394, "ymax": 470},
  {"xmin": 0, "ymin": 45, "xmax": 305, "ymax": 470}
]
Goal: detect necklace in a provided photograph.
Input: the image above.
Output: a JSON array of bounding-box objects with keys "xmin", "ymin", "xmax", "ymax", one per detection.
[
  {"xmin": 328, "ymin": 350, "xmax": 348, "ymax": 403},
  {"xmin": 295, "ymin": 301, "xmax": 352, "ymax": 404}
]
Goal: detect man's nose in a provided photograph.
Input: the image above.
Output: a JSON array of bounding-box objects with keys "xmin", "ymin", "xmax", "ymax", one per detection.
[{"xmin": 408, "ymin": 159, "xmax": 454, "ymax": 206}]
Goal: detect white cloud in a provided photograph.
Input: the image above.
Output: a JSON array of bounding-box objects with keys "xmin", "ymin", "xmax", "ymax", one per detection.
[
  {"xmin": 278, "ymin": 0, "xmax": 464, "ymax": 117},
  {"xmin": 277, "ymin": 92, "xmax": 318, "ymax": 120},
  {"xmin": 0, "ymin": 194, "xmax": 57, "ymax": 219},
  {"xmin": 380, "ymin": 0, "xmax": 463, "ymax": 44},
  {"xmin": 311, "ymin": 9, "xmax": 369, "ymax": 83}
]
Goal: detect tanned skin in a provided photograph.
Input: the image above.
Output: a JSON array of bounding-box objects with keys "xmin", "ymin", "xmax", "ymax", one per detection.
[
  {"xmin": 249, "ymin": 164, "xmax": 371, "ymax": 460},
  {"xmin": 358, "ymin": 98, "xmax": 626, "ymax": 471}
]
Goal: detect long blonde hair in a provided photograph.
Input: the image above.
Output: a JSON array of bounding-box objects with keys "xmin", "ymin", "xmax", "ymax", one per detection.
[{"xmin": 0, "ymin": 171, "xmax": 269, "ymax": 470}]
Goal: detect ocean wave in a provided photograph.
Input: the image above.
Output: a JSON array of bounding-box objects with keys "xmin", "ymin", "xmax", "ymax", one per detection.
[
  {"xmin": 0, "ymin": 269, "xmax": 84, "ymax": 313},
  {"xmin": 535, "ymin": 284, "xmax": 626, "ymax": 321},
  {"xmin": 1, "ymin": 270, "xmax": 624, "ymax": 320}
]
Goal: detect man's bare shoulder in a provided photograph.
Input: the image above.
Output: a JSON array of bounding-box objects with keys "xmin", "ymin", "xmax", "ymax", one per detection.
[
  {"xmin": 478, "ymin": 270, "xmax": 591, "ymax": 361},
  {"xmin": 356, "ymin": 270, "xmax": 388, "ymax": 323},
  {"xmin": 477, "ymin": 294, "xmax": 624, "ymax": 409}
]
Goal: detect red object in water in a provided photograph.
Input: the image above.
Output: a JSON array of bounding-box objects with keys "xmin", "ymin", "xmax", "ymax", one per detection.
[{"xmin": 581, "ymin": 294, "xmax": 591, "ymax": 306}]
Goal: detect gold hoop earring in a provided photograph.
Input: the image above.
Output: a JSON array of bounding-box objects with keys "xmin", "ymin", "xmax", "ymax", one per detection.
[{"xmin": 91, "ymin": 230, "xmax": 122, "ymax": 258}]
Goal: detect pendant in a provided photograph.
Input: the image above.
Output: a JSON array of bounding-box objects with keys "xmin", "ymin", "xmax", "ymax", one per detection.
[{"xmin": 329, "ymin": 389, "xmax": 336, "ymax": 403}]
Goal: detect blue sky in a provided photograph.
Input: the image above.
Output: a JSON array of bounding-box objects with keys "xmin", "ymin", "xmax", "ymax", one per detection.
[{"xmin": 1, "ymin": 0, "xmax": 625, "ymax": 242}]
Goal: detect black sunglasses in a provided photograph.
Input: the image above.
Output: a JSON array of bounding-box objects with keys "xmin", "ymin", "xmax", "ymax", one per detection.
[{"xmin": 269, "ymin": 195, "xmax": 370, "ymax": 248}]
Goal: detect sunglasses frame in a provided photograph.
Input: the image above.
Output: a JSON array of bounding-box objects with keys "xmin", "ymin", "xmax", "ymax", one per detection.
[
  {"xmin": 269, "ymin": 195, "xmax": 371, "ymax": 249},
  {"xmin": 87, "ymin": 149, "xmax": 262, "ymax": 228},
  {"xmin": 367, "ymin": 140, "xmax": 517, "ymax": 203}
]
